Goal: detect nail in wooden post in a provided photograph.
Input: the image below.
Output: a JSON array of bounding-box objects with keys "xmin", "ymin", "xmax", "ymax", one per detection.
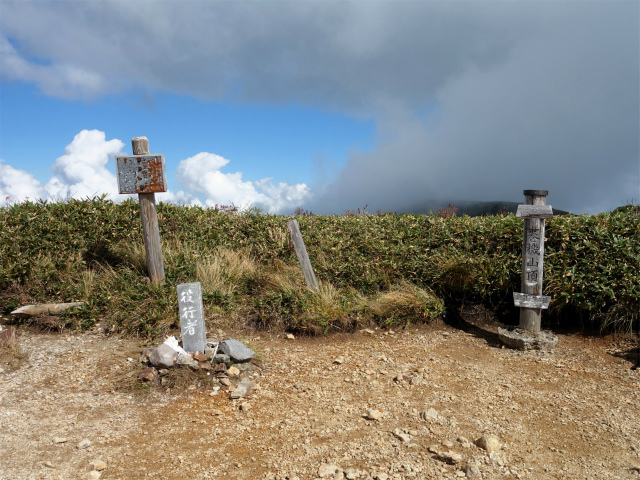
[
  {"xmin": 515, "ymin": 189, "xmax": 553, "ymax": 332},
  {"xmin": 287, "ymin": 219, "xmax": 319, "ymax": 292},
  {"xmin": 115, "ymin": 137, "xmax": 167, "ymax": 284}
]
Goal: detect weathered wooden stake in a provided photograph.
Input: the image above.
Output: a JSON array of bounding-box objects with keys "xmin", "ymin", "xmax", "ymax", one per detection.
[
  {"xmin": 115, "ymin": 137, "xmax": 167, "ymax": 284},
  {"xmin": 287, "ymin": 219, "xmax": 319, "ymax": 292},
  {"xmin": 133, "ymin": 138, "xmax": 165, "ymax": 284},
  {"xmin": 515, "ymin": 190, "xmax": 553, "ymax": 332}
]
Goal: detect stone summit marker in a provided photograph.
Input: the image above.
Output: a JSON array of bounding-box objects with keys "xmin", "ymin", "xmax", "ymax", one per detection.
[{"xmin": 177, "ymin": 282, "xmax": 206, "ymax": 354}]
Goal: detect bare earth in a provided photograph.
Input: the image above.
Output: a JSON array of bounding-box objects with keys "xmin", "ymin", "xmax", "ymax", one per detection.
[{"xmin": 1, "ymin": 317, "xmax": 640, "ymax": 480}]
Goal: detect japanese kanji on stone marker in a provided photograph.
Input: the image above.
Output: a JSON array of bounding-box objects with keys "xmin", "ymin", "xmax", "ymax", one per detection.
[{"xmin": 177, "ymin": 282, "xmax": 206, "ymax": 354}]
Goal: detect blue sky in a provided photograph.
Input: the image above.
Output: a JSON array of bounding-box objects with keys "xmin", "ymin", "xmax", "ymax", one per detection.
[
  {"xmin": 1, "ymin": 1, "xmax": 638, "ymax": 214},
  {"xmin": 1, "ymin": 81, "xmax": 375, "ymax": 190}
]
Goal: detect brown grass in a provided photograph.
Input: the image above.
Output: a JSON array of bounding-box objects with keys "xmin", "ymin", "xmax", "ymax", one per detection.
[{"xmin": 0, "ymin": 326, "xmax": 28, "ymax": 369}]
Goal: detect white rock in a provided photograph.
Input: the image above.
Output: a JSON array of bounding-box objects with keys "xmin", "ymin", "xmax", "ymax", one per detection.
[
  {"xmin": 76, "ymin": 439, "xmax": 92, "ymax": 450},
  {"xmin": 319, "ymin": 463, "xmax": 339, "ymax": 478},
  {"xmin": 89, "ymin": 459, "xmax": 107, "ymax": 471},
  {"xmin": 345, "ymin": 467, "xmax": 360, "ymax": 479},
  {"xmin": 439, "ymin": 451, "xmax": 463, "ymax": 464},
  {"xmin": 465, "ymin": 463, "xmax": 481, "ymax": 479},
  {"xmin": 393, "ymin": 429, "xmax": 412, "ymax": 443},
  {"xmin": 364, "ymin": 409, "xmax": 382, "ymax": 421},
  {"xmin": 489, "ymin": 450, "xmax": 507, "ymax": 465},
  {"xmin": 52, "ymin": 437, "xmax": 68, "ymax": 444},
  {"xmin": 475, "ymin": 434, "xmax": 501, "ymax": 453},
  {"xmin": 420, "ymin": 408, "xmax": 439, "ymax": 420},
  {"xmin": 86, "ymin": 471, "xmax": 101, "ymax": 479}
]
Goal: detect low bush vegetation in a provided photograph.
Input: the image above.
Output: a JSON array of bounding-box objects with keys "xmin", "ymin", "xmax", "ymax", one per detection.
[{"xmin": 0, "ymin": 197, "xmax": 637, "ymax": 338}]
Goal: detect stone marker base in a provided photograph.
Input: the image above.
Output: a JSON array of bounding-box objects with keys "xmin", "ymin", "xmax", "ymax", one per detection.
[{"xmin": 498, "ymin": 326, "xmax": 558, "ymax": 351}]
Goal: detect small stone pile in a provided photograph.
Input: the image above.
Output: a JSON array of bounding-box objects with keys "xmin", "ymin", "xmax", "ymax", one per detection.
[{"xmin": 137, "ymin": 337, "xmax": 257, "ymax": 399}]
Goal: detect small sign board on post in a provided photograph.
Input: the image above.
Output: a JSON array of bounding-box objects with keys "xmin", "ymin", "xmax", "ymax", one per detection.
[
  {"xmin": 177, "ymin": 282, "xmax": 206, "ymax": 354},
  {"xmin": 115, "ymin": 155, "xmax": 167, "ymax": 194}
]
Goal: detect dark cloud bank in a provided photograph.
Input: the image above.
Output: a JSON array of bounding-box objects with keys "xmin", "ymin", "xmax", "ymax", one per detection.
[{"xmin": 2, "ymin": 1, "xmax": 638, "ymax": 214}]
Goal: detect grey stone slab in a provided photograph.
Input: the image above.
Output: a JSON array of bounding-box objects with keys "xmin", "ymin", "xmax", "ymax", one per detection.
[
  {"xmin": 177, "ymin": 282, "xmax": 206, "ymax": 353},
  {"xmin": 498, "ymin": 326, "xmax": 558, "ymax": 351},
  {"xmin": 149, "ymin": 344, "xmax": 177, "ymax": 369},
  {"xmin": 230, "ymin": 378, "xmax": 253, "ymax": 399},
  {"xmin": 219, "ymin": 338, "xmax": 255, "ymax": 362},
  {"xmin": 176, "ymin": 354, "xmax": 199, "ymax": 371},
  {"xmin": 213, "ymin": 354, "xmax": 231, "ymax": 364}
]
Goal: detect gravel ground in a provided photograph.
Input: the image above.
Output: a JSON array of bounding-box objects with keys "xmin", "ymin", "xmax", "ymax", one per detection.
[{"xmin": 1, "ymin": 319, "xmax": 640, "ymax": 480}]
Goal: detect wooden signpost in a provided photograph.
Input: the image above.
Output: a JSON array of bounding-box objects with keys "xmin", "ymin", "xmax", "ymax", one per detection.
[
  {"xmin": 287, "ymin": 219, "xmax": 319, "ymax": 292},
  {"xmin": 514, "ymin": 190, "xmax": 553, "ymax": 333},
  {"xmin": 115, "ymin": 137, "xmax": 166, "ymax": 284}
]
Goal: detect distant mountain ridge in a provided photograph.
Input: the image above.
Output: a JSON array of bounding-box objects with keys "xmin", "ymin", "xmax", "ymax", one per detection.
[{"xmin": 403, "ymin": 200, "xmax": 571, "ymax": 217}]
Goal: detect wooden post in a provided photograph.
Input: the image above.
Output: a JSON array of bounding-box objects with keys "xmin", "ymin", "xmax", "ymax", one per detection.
[
  {"xmin": 115, "ymin": 137, "xmax": 167, "ymax": 284},
  {"xmin": 132, "ymin": 137, "xmax": 165, "ymax": 284},
  {"xmin": 516, "ymin": 190, "xmax": 553, "ymax": 332},
  {"xmin": 287, "ymin": 219, "xmax": 319, "ymax": 292}
]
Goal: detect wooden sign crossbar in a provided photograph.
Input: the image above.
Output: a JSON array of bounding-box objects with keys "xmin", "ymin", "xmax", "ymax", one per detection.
[{"xmin": 515, "ymin": 204, "xmax": 553, "ymax": 219}]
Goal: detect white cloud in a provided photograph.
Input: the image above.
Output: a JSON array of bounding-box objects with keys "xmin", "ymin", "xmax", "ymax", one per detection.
[
  {"xmin": 176, "ymin": 152, "xmax": 310, "ymax": 213},
  {"xmin": 44, "ymin": 130, "xmax": 124, "ymax": 200},
  {"xmin": 1, "ymin": 131, "xmax": 310, "ymax": 213},
  {"xmin": 0, "ymin": 159, "xmax": 45, "ymax": 203},
  {"xmin": 0, "ymin": 37, "xmax": 109, "ymax": 100},
  {"xmin": 1, "ymin": 130, "xmax": 123, "ymax": 204}
]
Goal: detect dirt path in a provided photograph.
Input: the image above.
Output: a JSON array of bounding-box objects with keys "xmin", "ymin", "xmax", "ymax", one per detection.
[{"xmin": 1, "ymin": 320, "xmax": 639, "ymax": 480}]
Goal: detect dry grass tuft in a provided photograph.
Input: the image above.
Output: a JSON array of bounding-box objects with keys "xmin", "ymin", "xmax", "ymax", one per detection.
[
  {"xmin": 260, "ymin": 261, "xmax": 303, "ymax": 293},
  {"xmin": 369, "ymin": 282, "xmax": 445, "ymax": 325},
  {"xmin": 114, "ymin": 242, "xmax": 147, "ymax": 274},
  {"xmin": 80, "ymin": 269, "xmax": 95, "ymax": 300},
  {"xmin": 0, "ymin": 327, "xmax": 28, "ymax": 369},
  {"xmin": 197, "ymin": 248, "xmax": 257, "ymax": 296}
]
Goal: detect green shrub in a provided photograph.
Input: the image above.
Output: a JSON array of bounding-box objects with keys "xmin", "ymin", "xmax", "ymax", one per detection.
[{"xmin": 1, "ymin": 198, "xmax": 637, "ymax": 337}]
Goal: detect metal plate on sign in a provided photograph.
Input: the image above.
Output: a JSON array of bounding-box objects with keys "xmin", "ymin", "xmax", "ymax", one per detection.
[
  {"xmin": 513, "ymin": 292, "xmax": 551, "ymax": 309},
  {"xmin": 115, "ymin": 155, "xmax": 167, "ymax": 194}
]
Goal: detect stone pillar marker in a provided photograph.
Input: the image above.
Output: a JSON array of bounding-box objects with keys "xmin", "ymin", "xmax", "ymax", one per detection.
[
  {"xmin": 177, "ymin": 282, "xmax": 207, "ymax": 354},
  {"xmin": 499, "ymin": 190, "xmax": 558, "ymax": 351}
]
